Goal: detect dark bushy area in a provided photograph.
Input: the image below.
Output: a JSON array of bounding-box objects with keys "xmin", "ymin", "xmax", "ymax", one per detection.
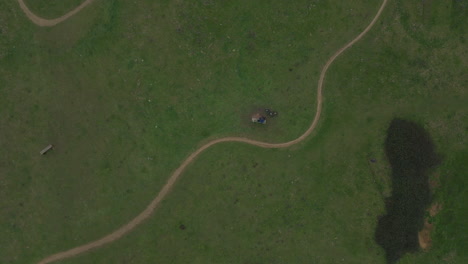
[{"xmin": 375, "ymin": 119, "xmax": 440, "ymax": 263}]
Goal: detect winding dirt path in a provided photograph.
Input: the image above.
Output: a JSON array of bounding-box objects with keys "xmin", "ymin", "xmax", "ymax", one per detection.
[
  {"xmin": 26, "ymin": 0, "xmax": 389, "ymax": 263},
  {"xmin": 17, "ymin": 0, "xmax": 95, "ymax": 27}
]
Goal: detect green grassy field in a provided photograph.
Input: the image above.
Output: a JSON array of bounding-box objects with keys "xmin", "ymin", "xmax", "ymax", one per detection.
[{"xmin": 0, "ymin": 0, "xmax": 466, "ymax": 263}]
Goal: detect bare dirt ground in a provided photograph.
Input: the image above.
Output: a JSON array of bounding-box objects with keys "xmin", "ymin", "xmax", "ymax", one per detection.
[
  {"xmin": 17, "ymin": 0, "xmax": 389, "ymax": 263},
  {"xmin": 418, "ymin": 203, "xmax": 442, "ymax": 250},
  {"xmin": 419, "ymin": 173, "xmax": 443, "ymax": 250}
]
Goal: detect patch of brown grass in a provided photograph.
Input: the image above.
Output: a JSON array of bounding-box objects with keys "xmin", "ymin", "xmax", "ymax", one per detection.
[
  {"xmin": 429, "ymin": 173, "xmax": 440, "ymax": 190},
  {"xmin": 418, "ymin": 202, "xmax": 442, "ymax": 250}
]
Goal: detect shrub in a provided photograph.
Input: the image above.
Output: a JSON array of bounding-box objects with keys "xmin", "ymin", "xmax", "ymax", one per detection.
[{"xmin": 375, "ymin": 118, "xmax": 440, "ymax": 263}]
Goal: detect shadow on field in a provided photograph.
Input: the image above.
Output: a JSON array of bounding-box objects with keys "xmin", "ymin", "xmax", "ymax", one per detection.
[{"xmin": 375, "ymin": 118, "xmax": 441, "ymax": 264}]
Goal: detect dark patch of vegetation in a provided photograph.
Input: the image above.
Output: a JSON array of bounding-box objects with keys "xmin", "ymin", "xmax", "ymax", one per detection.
[
  {"xmin": 450, "ymin": 0, "xmax": 468, "ymax": 37},
  {"xmin": 375, "ymin": 119, "xmax": 440, "ymax": 264}
]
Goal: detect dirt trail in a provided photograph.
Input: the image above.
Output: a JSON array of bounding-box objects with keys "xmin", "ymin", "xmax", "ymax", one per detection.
[
  {"xmin": 30, "ymin": 0, "xmax": 388, "ymax": 263},
  {"xmin": 17, "ymin": 0, "xmax": 95, "ymax": 26}
]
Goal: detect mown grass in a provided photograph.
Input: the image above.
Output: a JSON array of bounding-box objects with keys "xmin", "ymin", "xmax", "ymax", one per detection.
[{"xmin": 0, "ymin": 0, "xmax": 466, "ymax": 263}]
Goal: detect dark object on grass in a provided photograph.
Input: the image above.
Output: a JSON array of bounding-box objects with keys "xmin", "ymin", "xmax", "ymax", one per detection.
[
  {"xmin": 375, "ymin": 118, "xmax": 440, "ymax": 264},
  {"xmin": 265, "ymin": 108, "xmax": 278, "ymax": 117},
  {"xmin": 179, "ymin": 224, "xmax": 186, "ymax": 230},
  {"xmin": 252, "ymin": 113, "xmax": 267, "ymax": 124},
  {"xmin": 370, "ymin": 158, "xmax": 377, "ymax": 163}
]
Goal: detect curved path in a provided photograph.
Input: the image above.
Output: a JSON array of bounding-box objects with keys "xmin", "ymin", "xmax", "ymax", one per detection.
[
  {"xmin": 17, "ymin": 0, "xmax": 95, "ymax": 26},
  {"xmin": 26, "ymin": 0, "xmax": 389, "ymax": 263}
]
